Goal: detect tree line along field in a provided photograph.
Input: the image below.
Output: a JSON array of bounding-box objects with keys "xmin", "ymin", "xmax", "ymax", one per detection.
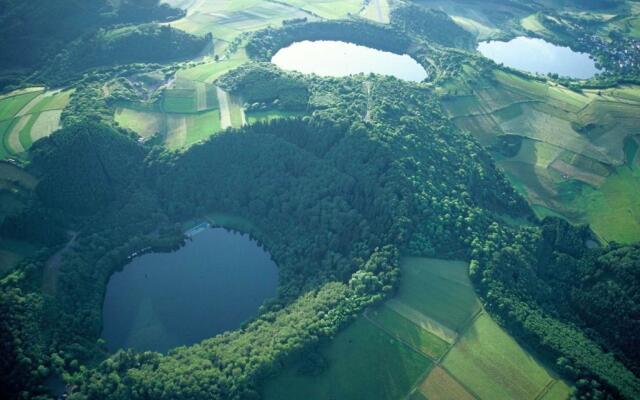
[
  {"xmin": 0, "ymin": 88, "xmax": 72, "ymax": 159},
  {"xmin": 261, "ymin": 258, "xmax": 570, "ymax": 400},
  {"xmin": 438, "ymin": 62, "xmax": 640, "ymax": 243}
]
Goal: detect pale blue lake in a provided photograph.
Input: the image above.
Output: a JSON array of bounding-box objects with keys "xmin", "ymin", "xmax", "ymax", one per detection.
[
  {"xmin": 272, "ymin": 40, "xmax": 428, "ymax": 82},
  {"xmin": 478, "ymin": 36, "xmax": 601, "ymax": 79}
]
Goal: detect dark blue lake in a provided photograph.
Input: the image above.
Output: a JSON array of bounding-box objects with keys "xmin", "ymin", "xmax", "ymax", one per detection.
[{"xmin": 101, "ymin": 227, "xmax": 278, "ymax": 353}]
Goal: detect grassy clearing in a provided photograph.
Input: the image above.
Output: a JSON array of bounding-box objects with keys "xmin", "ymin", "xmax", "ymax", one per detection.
[
  {"xmin": 163, "ymin": 88, "xmax": 198, "ymax": 113},
  {"xmin": 367, "ymin": 304, "xmax": 450, "ymax": 360},
  {"xmin": 184, "ymin": 109, "xmax": 222, "ymax": 147},
  {"xmin": 521, "ymin": 14, "xmax": 551, "ymax": 35},
  {"xmin": 177, "ymin": 52, "xmax": 249, "ymax": 83},
  {"xmin": 0, "ymin": 90, "xmax": 44, "ymax": 121},
  {"xmin": 570, "ymin": 165, "xmax": 640, "ymax": 243},
  {"xmin": 261, "ymin": 317, "xmax": 433, "ymax": 400},
  {"xmin": 115, "ymin": 108, "xmax": 164, "ymax": 139},
  {"xmin": 361, "ymin": 0, "xmax": 390, "ymax": 24},
  {"xmin": 228, "ymin": 97, "xmax": 245, "ymax": 128},
  {"xmin": 452, "ymin": 16, "xmax": 501, "ymax": 40},
  {"xmin": 246, "ymin": 110, "xmax": 307, "ymax": 124},
  {"xmin": 30, "ymin": 110, "xmax": 63, "ymax": 143},
  {"xmin": 0, "ymin": 119, "xmax": 15, "ymax": 159},
  {"xmin": 415, "ymin": 366, "xmax": 476, "ymax": 400},
  {"xmin": 443, "ymin": 313, "xmax": 554, "ymax": 400},
  {"xmin": 396, "ymin": 258, "xmax": 480, "ymax": 332},
  {"xmin": 278, "ymin": 0, "xmax": 362, "ymax": 19},
  {"xmin": 164, "ymin": 110, "xmax": 222, "ymax": 150}
]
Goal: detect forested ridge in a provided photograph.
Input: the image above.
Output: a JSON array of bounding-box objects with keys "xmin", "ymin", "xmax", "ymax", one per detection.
[{"xmin": 0, "ymin": 0, "xmax": 207, "ymax": 89}]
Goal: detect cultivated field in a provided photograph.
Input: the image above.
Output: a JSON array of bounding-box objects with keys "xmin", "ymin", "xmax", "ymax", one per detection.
[
  {"xmin": 0, "ymin": 88, "xmax": 72, "ymax": 158},
  {"xmin": 442, "ymin": 313, "xmax": 556, "ymax": 400},
  {"xmin": 261, "ymin": 257, "xmax": 570, "ymax": 399},
  {"xmin": 412, "ymin": 366, "xmax": 475, "ymax": 400},
  {"xmin": 261, "ymin": 317, "xmax": 433, "ymax": 400},
  {"xmin": 395, "ymin": 258, "xmax": 480, "ymax": 333},
  {"xmin": 441, "ymin": 65, "xmax": 640, "ymax": 242}
]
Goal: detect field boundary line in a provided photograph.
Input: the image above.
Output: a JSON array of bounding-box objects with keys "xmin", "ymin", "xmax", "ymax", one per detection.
[
  {"xmin": 437, "ymin": 364, "xmax": 482, "ymax": 400},
  {"xmin": 533, "ymin": 378, "xmax": 558, "ymax": 400},
  {"xmin": 436, "ymin": 309, "xmax": 483, "ymax": 365},
  {"xmin": 386, "ymin": 299, "xmax": 458, "ymax": 344},
  {"xmin": 363, "ymin": 308, "xmax": 440, "ymax": 362}
]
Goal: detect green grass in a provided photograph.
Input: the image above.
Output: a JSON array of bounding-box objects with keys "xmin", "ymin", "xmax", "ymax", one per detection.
[
  {"xmin": 279, "ymin": 0, "xmax": 362, "ymax": 19},
  {"xmin": 184, "ymin": 110, "xmax": 222, "ymax": 147},
  {"xmin": 0, "ymin": 90, "xmax": 44, "ymax": 121},
  {"xmin": 443, "ymin": 313, "xmax": 555, "ymax": 400},
  {"xmin": 367, "ymin": 304, "xmax": 450, "ymax": 360},
  {"xmin": 163, "ymin": 89, "xmax": 197, "ymax": 113},
  {"xmin": 17, "ymin": 114, "xmax": 38, "ymax": 149},
  {"xmin": 177, "ymin": 56, "xmax": 249, "ymax": 84},
  {"xmin": 228, "ymin": 100, "xmax": 244, "ymax": 128},
  {"xmin": 416, "ymin": 366, "xmax": 476, "ymax": 400},
  {"xmin": 571, "ymin": 165, "xmax": 640, "ymax": 243},
  {"xmin": 114, "ymin": 108, "xmax": 164, "ymax": 139},
  {"xmin": 396, "ymin": 258, "xmax": 480, "ymax": 332},
  {"xmin": 246, "ymin": 110, "xmax": 306, "ymax": 124},
  {"xmin": 261, "ymin": 317, "xmax": 433, "ymax": 400},
  {"xmin": 0, "ymin": 119, "xmax": 15, "ymax": 159}
]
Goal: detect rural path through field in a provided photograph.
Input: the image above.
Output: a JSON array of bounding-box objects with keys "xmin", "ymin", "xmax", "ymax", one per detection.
[{"xmin": 216, "ymin": 87, "xmax": 232, "ymax": 129}]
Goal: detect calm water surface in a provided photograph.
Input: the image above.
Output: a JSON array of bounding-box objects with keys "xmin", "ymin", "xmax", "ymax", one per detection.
[
  {"xmin": 102, "ymin": 228, "xmax": 278, "ymax": 353},
  {"xmin": 478, "ymin": 36, "xmax": 601, "ymax": 79},
  {"xmin": 272, "ymin": 40, "xmax": 428, "ymax": 82}
]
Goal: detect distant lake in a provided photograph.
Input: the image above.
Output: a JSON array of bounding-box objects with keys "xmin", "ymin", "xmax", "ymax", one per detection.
[
  {"xmin": 272, "ymin": 40, "xmax": 428, "ymax": 82},
  {"xmin": 101, "ymin": 227, "xmax": 278, "ymax": 353},
  {"xmin": 478, "ymin": 37, "xmax": 601, "ymax": 79}
]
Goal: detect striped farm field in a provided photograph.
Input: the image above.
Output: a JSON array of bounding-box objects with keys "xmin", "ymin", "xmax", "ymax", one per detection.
[
  {"xmin": 442, "ymin": 313, "xmax": 555, "ymax": 400},
  {"xmin": 260, "ymin": 257, "xmax": 570, "ymax": 400},
  {"xmin": 262, "ymin": 317, "xmax": 433, "ymax": 400},
  {"xmin": 0, "ymin": 88, "xmax": 71, "ymax": 158},
  {"xmin": 412, "ymin": 366, "xmax": 475, "ymax": 400},
  {"xmin": 396, "ymin": 258, "xmax": 481, "ymax": 333},
  {"xmin": 366, "ymin": 304, "xmax": 450, "ymax": 360}
]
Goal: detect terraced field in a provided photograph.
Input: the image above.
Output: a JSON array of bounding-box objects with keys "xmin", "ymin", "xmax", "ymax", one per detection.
[
  {"xmin": 261, "ymin": 258, "xmax": 570, "ymax": 400},
  {"xmin": 440, "ymin": 65, "xmax": 640, "ymax": 242},
  {"xmin": 165, "ymin": 0, "xmax": 315, "ymax": 51},
  {"xmin": 0, "ymin": 88, "xmax": 72, "ymax": 158}
]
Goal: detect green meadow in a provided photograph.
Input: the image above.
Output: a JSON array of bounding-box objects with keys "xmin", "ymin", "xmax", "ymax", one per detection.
[
  {"xmin": 262, "ymin": 317, "xmax": 433, "ymax": 400},
  {"xmin": 442, "ymin": 313, "xmax": 556, "ymax": 400}
]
